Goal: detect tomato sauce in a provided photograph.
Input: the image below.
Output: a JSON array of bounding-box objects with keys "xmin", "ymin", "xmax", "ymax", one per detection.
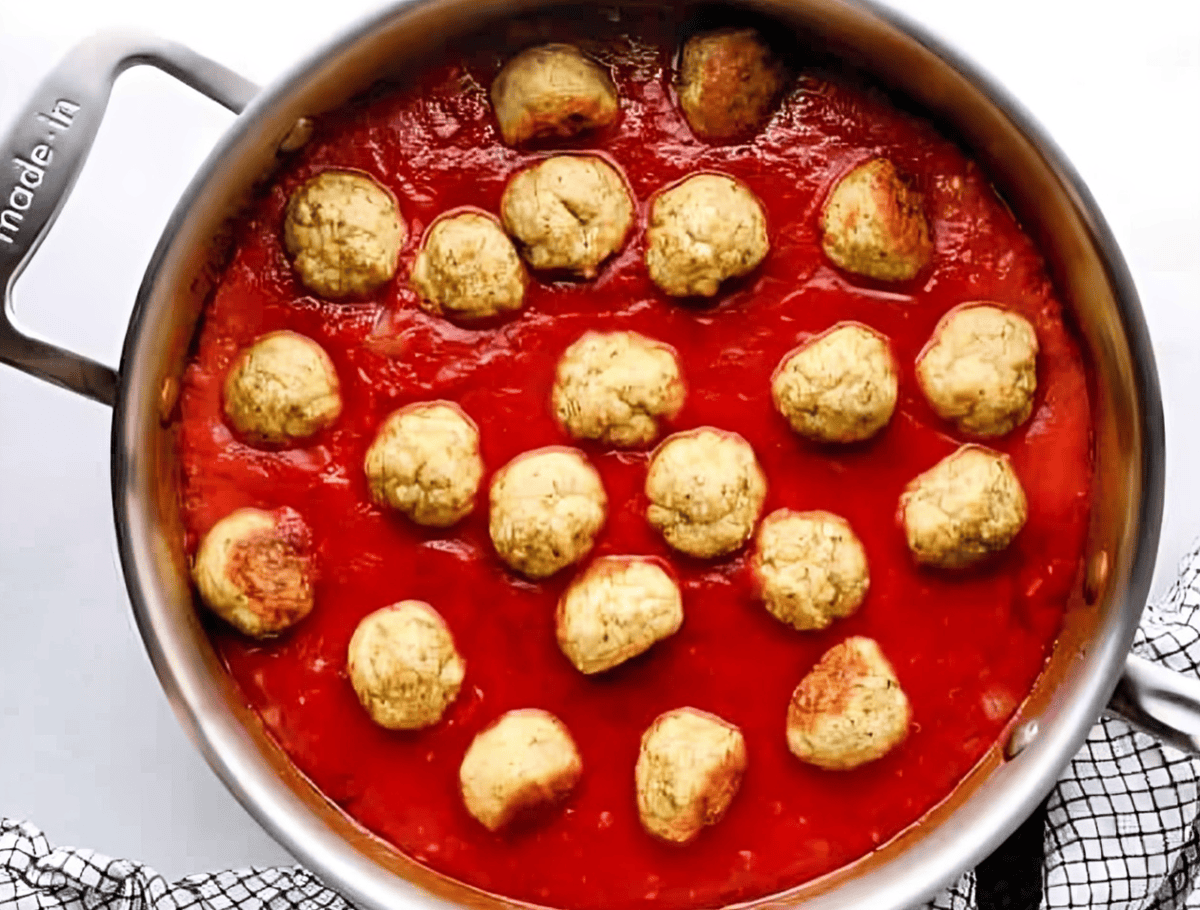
[{"xmin": 175, "ymin": 23, "xmax": 1093, "ymax": 910}]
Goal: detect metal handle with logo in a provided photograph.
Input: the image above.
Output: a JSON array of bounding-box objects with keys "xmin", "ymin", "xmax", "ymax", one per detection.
[{"xmin": 0, "ymin": 30, "xmax": 258, "ymax": 406}]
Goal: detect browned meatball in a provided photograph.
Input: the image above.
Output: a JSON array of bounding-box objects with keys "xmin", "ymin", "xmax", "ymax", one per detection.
[
  {"xmin": 491, "ymin": 44, "xmax": 619, "ymax": 146},
  {"xmin": 677, "ymin": 28, "xmax": 788, "ymax": 142}
]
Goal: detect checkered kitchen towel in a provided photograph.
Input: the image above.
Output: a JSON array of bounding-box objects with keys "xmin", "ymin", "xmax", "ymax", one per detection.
[{"xmin": 8, "ymin": 544, "xmax": 1200, "ymax": 910}]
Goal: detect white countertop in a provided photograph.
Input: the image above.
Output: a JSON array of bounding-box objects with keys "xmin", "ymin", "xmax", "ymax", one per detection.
[{"xmin": 1, "ymin": 0, "xmax": 1197, "ymax": 887}]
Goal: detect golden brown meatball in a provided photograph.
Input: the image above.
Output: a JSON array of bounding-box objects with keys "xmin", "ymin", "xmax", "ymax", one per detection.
[
  {"xmin": 223, "ymin": 331, "xmax": 342, "ymax": 446},
  {"xmin": 646, "ymin": 428, "xmax": 767, "ymax": 558},
  {"xmin": 284, "ymin": 170, "xmax": 405, "ymax": 298},
  {"xmin": 916, "ymin": 303, "xmax": 1039, "ymax": 437},
  {"xmin": 489, "ymin": 447, "xmax": 608, "ymax": 579},
  {"xmin": 645, "ymin": 173, "xmax": 769, "ymax": 297},
  {"xmin": 552, "ymin": 331, "xmax": 685, "ymax": 447},
  {"xmin": 787, "ymin": 636, "xmax": 911, "ymax": 770},
  {"xmin": 364, "ymin": 402, "xmax": 483, "ymax": 527},
  {"xmin": 900, "ymin": 444, "xmax": 1028, "ymax": 569},
  {"xmin": 410, "ymin": 211, "xmax": 527, "ymax": 321},
  {"xmin": 635, "ymin": 707, "xmax": 747, "ymax": 844},
  {"xmin": 347, "ymin": 601, "xmax": 465, "ymax": 730},
  {"xmin": 490, "ymin": 44, "xmax": 619, "ymax": 146},
  {"xmin": 753, "ymin": 509, "xmax": 869, "ymax": 632},
  {"xmin": 501, "ymin": 155, "xmax": 634, "ymax": 278},
  {"xmin": 820, "ymin": 158, "xmax": 932, "ymax": 282},
  {"xmin": 556, "ymin": 556, "xmax": 683, "ymax": 674},
  {"xmin": 459, "ymin": 709, "xmax": 583, "ymax": 831},
  {"xmin": 771, "ymin": 323, "xmax": 898, "ymax": 443},
  {"xmin": 192, "ymin": 507, "xmax": 314, "ymax": 638},
  {"xmin": 677, "ymin": 27, "xmax": 788, "ymax": 142}
]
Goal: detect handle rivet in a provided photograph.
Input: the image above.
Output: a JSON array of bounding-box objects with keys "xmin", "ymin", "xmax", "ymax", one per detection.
[
  {"xmin": 1005, "ymin": 720, "xmax": 1039, "ymax": 759},
  {"xmin": 278, "ymin": 117, "xmax": 314, "ymax": 153}
]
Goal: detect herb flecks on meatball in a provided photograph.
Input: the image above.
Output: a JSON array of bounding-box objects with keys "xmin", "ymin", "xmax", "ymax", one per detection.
[
  {"xmin": 284, "ymin": 170, "xmax": 405, "ymax": 298},
  {"xmin": 557, "ymin": 556, "xmax": 683, "ymax": 674},
  {"xmin": 502, "ymin": 155, "xmax": 634, "ymax": 278},
  {"xmin": 771, "ymin": 323, "xmax": 898, "ymax": 444},
  {"xmin": 192, "ymin": 507, "xmax": 315, "ymax": 639},
  {"xmin": 916, "ymin": 303, "xmax": 1039, "ymax": 437},
  {"xmin": 677, "ymin": 27, "xmax": 788, "ymax": 142},
  {"xmin": 459, "ymin": 709, "xmax": 583, "ymax": 831},
  {"xmin": 491, "ymin": 44, "xmax": 619, "ymax": 146},
  {"xmin": 552, "ymin": 330, "xmax": 685, "ymax": 447},
  {"xmin": 820, "ymin": 158, "xmax": 932, "ymax": 282},
  {"xmin": 900, "ymin": 444, "xmax": 1028, "ymax": 569},
  {"xmin": 411, "ymin": 211, "xmax": 527, "ymax": 321},
  {"xmin": 787, "ymin": 636, "xmax": 911, "ymax": 770},
  {"xmin": 347, "ymin": 600, "xmax": 466, "ymax": 730},
  {"xmin": 223, "ymin": 331, "xmax": 341, "ymax": 446},
  {"xmin": 646, "ymin": 173, "xmax": 769, "ymax": 297},
  {"xmin": 636, "ymin": 707, "xmax": 747, "ymax": 844}
]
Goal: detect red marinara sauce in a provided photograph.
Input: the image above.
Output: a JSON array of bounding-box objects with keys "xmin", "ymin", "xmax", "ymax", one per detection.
[{"xmin": 176, "ymin": 22, "xmax": 1093, "ymax": 910}]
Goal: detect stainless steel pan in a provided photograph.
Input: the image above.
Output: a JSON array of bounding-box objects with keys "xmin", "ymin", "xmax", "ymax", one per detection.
[{"xmin": 3, "ymin": 2, "xmax": 1199, "ymax": 907}]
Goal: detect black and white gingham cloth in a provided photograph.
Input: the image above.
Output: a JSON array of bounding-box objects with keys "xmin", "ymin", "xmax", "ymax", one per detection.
[{"xmin": 8, "ymin": 544, "xmax": 1200, "ymax": 910}]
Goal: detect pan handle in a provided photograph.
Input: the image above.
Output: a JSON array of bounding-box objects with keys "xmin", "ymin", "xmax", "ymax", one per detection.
[
  {"xmin": 1107, "ymin": 654, "xmax": 1200, "ymax": 754},
  {"xmin": 0, "ymin": 30, "xmax": 258, "ymax": 407}
]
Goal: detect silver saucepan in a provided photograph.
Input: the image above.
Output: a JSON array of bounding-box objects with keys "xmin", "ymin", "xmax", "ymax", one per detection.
[{"xmin": 3, "ymin": 2, "xmax": 1198, "ymax": 908}]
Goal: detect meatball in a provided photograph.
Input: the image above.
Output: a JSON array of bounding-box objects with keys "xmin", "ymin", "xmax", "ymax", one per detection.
[
  {"xmin": 410, "ymin": 211, "xmax": 527, "ymax": 321},
  {"xmin": 284, "ymin": 170, "xmax": 405, "ymax": 298},
  {"xmin": 364, "ymin": 402, "xmax": 483, "ymax": 527},
  {"xmin": 787, "ymin": 636, "xmax": 910, "ymax": 770},
  {"xmin": 820, "ymin": 158, "xmax": 932, "ymax": 282},
  {"xmin": 677, "ymin": 28, "xmax": 788, "ymax": 142},
  {"xmin": 753, "ymin": 509, "xmax": 869, "ymax": 632},
  {"xmin": 900, "ymin": 444, "xmax": 1028, "ymax": 569},
  {"xmin": 646, "ymin": 428, "xmax": 767, "ymax": 558},
  {"xmin": 556, "ymin": 556, "xmax": 683, "ymax": 674},
  {"xmin": 501, "ymin": 155, "xmax": 634, "ymax": 278},
  {"xmin": 771, "ymin": 323, "xmax": 898, "ymax": 443},
  {"xmin": 459, "ymin": 709, "xmax": 583, "ymax": 831},
  {"xmin": 645, "ymin": 173, "xmax": 769, "ymax": 297},
  {"xmin": 347, "ymin": 600, "xmax": 465, "ymax": 730},
  {"xmin": 552, "ymin": 331, "xmax": 685, "ymax": 448},
  {"xmin": 916, "ymin": 303, "xmax": 1039, "ymax": 437},
  {"xmin": 489, "ymin": 447, "xmax": 608, "ymax": 579},
  {"xmin": 192, "ymin": 507, "xmax": 314, "ymax": 638},
  {"xmin": 223, "ymin": 331, "xmax": 342, "ymax": 445},
  {"xmin": 635, "ymin": 707, "xmax": 747, "ymax": 844},
  {"xmin": 490, "ymin": 43, "xmax": 620, "ymax": 147}
]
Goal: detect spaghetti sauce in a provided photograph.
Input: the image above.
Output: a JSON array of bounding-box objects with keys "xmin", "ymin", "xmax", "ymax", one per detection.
[{"xmin": 176, "ymin": 18, "xmax": 1093, "ymax": 910}]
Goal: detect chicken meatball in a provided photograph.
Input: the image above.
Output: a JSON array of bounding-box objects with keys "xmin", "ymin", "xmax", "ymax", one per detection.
[
  {"xmin": 223, "ymin": 331, "xmax": 341, "ymax": 445},
  {"xmin": 552, "ymin": 331, "xmax": 685, "ymax": 447},
  {"xmin": 900, "ymin": 444, "xmax": 1028, "ymax": 569},
  {"xmin": 677, "ymin": 27, "xmax": 788, "ymax": 142},
  {"xmin": 490, "ymin": 43, "xmax": 620, "ymax": 147},
  {"xmin": 753, "ymin": 509, "xmax": 869, "ymax": 632},
  {"xmin": 459, "ymin": 709, "xmax": 583, "ymax": 831},
  {"xmin": 635, "ymin": 707, "xmax": 747, "ymax": 844},
  {"xmin": 646, "ymin": 428, "xmax": 767, "ymax": 558},
  {"xmin": 364, "ymin": 402, "xmax": 483, "ymax": 527},
  {"xmin": 347, "ymin": 601, "xmax": 465, "ymax": 730},
  {"xmin": 501, "ymin": 155, "xmax": 634, "ymax": 278},
  {"xmin": 645, "ymin": 173, "xmax": 769, "ymax": 297},
  {"xmin": 284, "ymin": 170, "xmax": 405, "ymax": 298},
  {"xmin": 557, "ymin": 556, "xmax": 683, "ymax": 674},
  {"xmin": 916, "ymin": 303, "xmax": 1039, "ymax": 437},
  {"xmin": 771, "ymin": 323, "xmax": 898, "ymax": 443},
  {"xmin": 787, "ymin": 636, "xmax": 910, "ymax": 770},
  {"xmin": 410, "ymin": 211, "xmax": 527, "ymax": 321},
  {"xmin": 820, "ymin": 158, "xmax": 932, "ymax": 282},
  {"xmin": 489, "ymin": 448, "xmax": 608, "ymax": 579},
  {"xmin": 192, "ymin": 507, "xmax": 314, "ymax": 638}
]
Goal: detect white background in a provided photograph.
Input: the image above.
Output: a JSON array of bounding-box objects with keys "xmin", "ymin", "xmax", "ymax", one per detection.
[{"xmin": 0, "ymin": 0, "xmax": 1197, "ymax": 887}]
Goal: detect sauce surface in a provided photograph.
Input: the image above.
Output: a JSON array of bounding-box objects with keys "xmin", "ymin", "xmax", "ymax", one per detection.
[{"xmin": 176, "ymin": 23, "xmax": 1093, "ymax": 910}]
